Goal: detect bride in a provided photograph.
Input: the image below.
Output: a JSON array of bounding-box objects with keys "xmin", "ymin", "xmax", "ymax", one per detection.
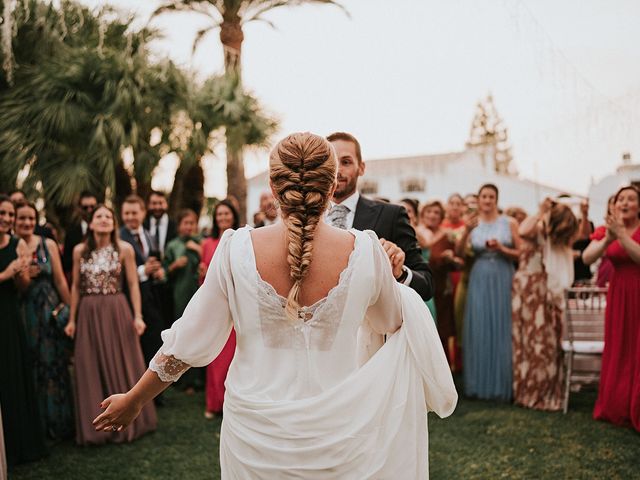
[{"xmin": 93, "ymin": 132, "xmax": 457, "ymax": 478}]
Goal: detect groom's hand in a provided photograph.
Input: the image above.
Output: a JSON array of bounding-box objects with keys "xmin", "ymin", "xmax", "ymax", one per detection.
[{"xmin": 380, "ymin": 239, "xmax": 405, "ymax": 279}]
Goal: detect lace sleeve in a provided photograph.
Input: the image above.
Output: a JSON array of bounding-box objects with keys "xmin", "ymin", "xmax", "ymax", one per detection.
[
  {"xmin": 153, "ymin": 229, "xmax": 235, "ymax": 370},
  {"xmin": 149, "ymin": 351, "xmax": 192, "ymax": 383}
]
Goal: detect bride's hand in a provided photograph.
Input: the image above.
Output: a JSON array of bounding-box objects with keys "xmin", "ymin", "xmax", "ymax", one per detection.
[{"xmin": 92, "ymin": 393, "xmax": 142, "ymax": 432}]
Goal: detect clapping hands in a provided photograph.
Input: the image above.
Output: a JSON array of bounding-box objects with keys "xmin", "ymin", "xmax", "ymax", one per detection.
[{"xmin": 605, "ymin": 212, "xmax": 625, "ymax": 242}]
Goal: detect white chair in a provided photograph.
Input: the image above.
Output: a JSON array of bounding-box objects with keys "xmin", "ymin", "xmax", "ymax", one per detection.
[{"xmin": 561, "ymin": 287, "xmax": 607, "ymax": 414}]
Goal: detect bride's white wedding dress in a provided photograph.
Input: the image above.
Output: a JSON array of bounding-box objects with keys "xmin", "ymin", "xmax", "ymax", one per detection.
[{"xmin": 150, "ymin": 226, "xmax": 457, "ymax": 479}]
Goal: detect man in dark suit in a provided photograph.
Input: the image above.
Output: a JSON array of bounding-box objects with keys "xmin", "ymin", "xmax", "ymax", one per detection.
[
  {"xmin": 327, "ymin": 132, "xmax": 433, "ymax": 301},
  {"xmin": 120, "ymin": 195, "xmax": 166, "ymax": 368},
  {"xmin": 143, "ymin": 190, "xmax": 177, "ymax": 259},
  {"xmin": 62, "ymin": 191, "xmax": 97, "ymax": 278},
  {"xmin": 143, "ymin": 190, "xmax": 177, "ymax": 329}
]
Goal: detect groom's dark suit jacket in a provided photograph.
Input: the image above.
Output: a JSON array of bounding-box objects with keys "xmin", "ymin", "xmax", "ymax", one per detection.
[
  {"xmin": 352, "ymin": 196, "xmax": 433, "ymax": 301},
  {"xmin": 119, "ymin": 226, "xmax": 163, "ymax": 365}
]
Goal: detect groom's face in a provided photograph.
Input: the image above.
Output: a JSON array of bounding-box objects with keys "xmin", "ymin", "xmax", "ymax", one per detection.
[{"xmin": 331, "ymin": 139, "xmax": 365, "ymax": 203}]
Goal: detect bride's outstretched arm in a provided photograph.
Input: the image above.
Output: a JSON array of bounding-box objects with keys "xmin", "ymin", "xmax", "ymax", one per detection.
[
  {"xmin": 93, "ymin": 229, "xmax": 236, "ymax": 432},
  {"xmin": 93, "ymin": 370, "xmax": 170, "ymax": 432}
]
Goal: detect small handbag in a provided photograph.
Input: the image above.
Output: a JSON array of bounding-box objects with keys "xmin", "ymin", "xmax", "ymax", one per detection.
[{"xmin": 51, "ymin": 302, "xmax": 70, "ymax": 330}]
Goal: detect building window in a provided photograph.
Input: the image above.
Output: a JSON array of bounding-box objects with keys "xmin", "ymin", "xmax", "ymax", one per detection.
[
  {"xmin": 360, "ymin": 180, "xmax": 378, "ymax": 195},
  {"xmin": 400, "ymin": 177, "xmax": 426, "ymax": 193}
]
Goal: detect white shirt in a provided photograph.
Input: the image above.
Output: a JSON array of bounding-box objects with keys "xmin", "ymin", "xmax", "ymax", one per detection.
[
  {"xmin": 327, "ymin": 191, "xmax": 360, "ymax": 230},
  {"xmin": 129, "ymin": 226, "xmax": 151, "ymax": 282},
  {"xmin": 149, "ymin": 213, "xmax": 169, "ymax": 253},
  {"xmin": 81, "ymin": 220, "xmax": 88, "ymax": 236}
]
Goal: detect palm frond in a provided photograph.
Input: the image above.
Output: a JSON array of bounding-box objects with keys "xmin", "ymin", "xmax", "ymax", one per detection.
[
  {"xmin": 192, "ymin": 25, "xmax": 218, "ymax": 56},
  {"xmin": 243, "ymin": 0, "xmax": 348, "ymax": 24}
]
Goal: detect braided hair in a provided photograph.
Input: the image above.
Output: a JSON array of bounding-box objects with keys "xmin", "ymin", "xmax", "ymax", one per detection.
[{"xmin": 269, "ymin": 132, "xmax": 337, "ymax": 322}]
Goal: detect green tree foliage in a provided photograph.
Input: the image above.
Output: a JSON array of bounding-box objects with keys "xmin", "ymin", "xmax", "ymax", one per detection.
[
  {"xmin": 153, "ymin": 0, "xmax": 343, "ymax": 221},
  {"xmin": 0, "ymin": 0, "xmax": 277, "ymax": 228}
]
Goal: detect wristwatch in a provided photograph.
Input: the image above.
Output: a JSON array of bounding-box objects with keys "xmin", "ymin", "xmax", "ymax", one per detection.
[{"xmin": 396, "ymin": 265, "xmax": 409, "ymax": 283}]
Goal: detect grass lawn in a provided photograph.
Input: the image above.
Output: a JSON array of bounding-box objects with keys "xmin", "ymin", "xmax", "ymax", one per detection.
[{"xmin": 11, "ymin": 385, "xmax": 639, "ymax": 479}]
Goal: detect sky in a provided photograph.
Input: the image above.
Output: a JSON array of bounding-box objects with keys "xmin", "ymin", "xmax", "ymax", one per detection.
[{"xmin": 81, "ymin": 0, "xmax": 640, "ymax": 198}]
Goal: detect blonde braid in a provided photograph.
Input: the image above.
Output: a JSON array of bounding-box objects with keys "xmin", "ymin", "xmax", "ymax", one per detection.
[{"xmin": 269, "ymin": 133, "xmax": 337, "ymax": 322}]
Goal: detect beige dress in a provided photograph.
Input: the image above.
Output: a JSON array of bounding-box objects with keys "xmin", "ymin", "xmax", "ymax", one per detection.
[{"xmin": 74, "ymin": 245, "xmax": 157, "ymax": 444}]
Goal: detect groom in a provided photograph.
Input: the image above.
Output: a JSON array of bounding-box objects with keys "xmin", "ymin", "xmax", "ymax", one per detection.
[{"xmin": 327, "ymin": 132, "xmax": 433, "ymax": 301}]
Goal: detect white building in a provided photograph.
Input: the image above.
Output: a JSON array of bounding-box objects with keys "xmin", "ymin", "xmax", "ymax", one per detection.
[
  {"xmin": 588, "ymin": 153, "xmax": 640, "ymax": 222},
  {"xmin": 247, "ymin": 146, "xmax": 578, "ymax": 220}
]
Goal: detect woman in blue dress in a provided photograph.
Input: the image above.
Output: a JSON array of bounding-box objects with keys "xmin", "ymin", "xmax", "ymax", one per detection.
[
  {"xmin": 15, "ymin": 202, "xmax": 73, "ymax": 439},
  {"xmin": 459, "ymin": 184, "xmax": 521, "ymax": 400}
]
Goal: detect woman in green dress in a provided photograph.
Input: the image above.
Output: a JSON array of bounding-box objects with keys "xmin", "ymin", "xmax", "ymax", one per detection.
[
  {"xmin": 165, "ymin": 209, "xmax": 202, "ymax": 320},
  {"xmin": 164, "ymin": 209, "xmax": 203, "ymax": 392},
  {"xmin": 15, "ymin": 202, "xmax": 73, "ymax": 439},
  {"xmin": 0, "ymin": 195, "xmax": 47, "ymax": 466}
]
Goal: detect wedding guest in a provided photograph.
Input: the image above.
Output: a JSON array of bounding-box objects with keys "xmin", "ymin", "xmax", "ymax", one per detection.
[
  {"xmin": 202, "ymin": 200, "xmax": 240, "ymax": 418},
  {"xmin": 0, "ymin": 195, "xmax": 47, "ymax": 465},
  {"xmin": 144, "ymin": 190, "xmax": 176, "ymax": 328},
  {"xmin": 165, "ymin": 209, "xmax": 203, "ymax": 392},
  {"xmin": 15, "ymin": 202, "xmax": 73, "ymax": 439},
  {"xmin": 591, "ymin": 195, "xmax": 615, "ymax": 287},
  {"xmin": 414, "ymin": 207, "xmax": 438, "ymax": 321},
  {"xmin": 459, "ymin": 184, "xmax": 521, "ymax": 400},
  {"xmin": 583, "ymin": 185, "xmax": 640, "ymax": 431},
  {"xmin": 505, "ymin": 206, "xmax": 528, "ymax": 225},
  {"xmin": 120, "ymin": 195, "xmax": 165, "ymax": 367},
  {"xmin": 144, "ymin": 191, "xmax": 177, "ymax": 257},
  {"xmin": 166, "ymin": 209, "xmax": 202, "ymax": 320},
  {"xmin": 399, "ymin": 198, "xmax": 420, "ymax": 230},
  {"xmin": 8, "ymin": 189, "xmax": 26, "ymax": 205},
  {"xmin": 453, "ymin": 194, "xmax": 478, "ymax": 371},
  {"xmin": 572, "ymin": 199, "xmax": 595, "ymax": 284},
  {"xmin": 442, "ymin": 194, "xmax": 466, "ymax": 232},
  {"xmin": 442, "ymin": 194, "xmax": 466, "ymax": 322},
  {"xmin": 9, "ymin": 190, "xmax": 54, "ymax": 240},
  {"xmin": 66, "ymin": 204, "xmax": 156, "ymax": 445},
  {"xmin": 512, "ymin": 199, "xmax": 578, "ymax": 411},
  {"xmin": 254, "ymin": 191, "xmax": 279, "ymax": 227},
  {"xmin": 417, "ymin": 201, "xmax": 463, "ymax": 361},
  {"xmin": 62, "ymin": 191, "xmax": 97, "ymax": 277}
]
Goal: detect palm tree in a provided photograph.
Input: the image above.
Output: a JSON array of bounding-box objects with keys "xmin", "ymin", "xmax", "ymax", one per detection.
[
  {"xmin": 166, "ymin": 73, "xmax": 277, "ymax": 216},
  {"xmin": 152, "ymin": 0, "xmax": 345, "ymax": 221},
  {"xmin": 0, "ymin": 0, "xmax": 189, "ymax": 225}
]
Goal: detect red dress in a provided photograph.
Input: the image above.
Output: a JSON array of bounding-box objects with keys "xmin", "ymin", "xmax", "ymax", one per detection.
[
  {"xmin": 202, "ymin": 237, "xmax": 237, "ymax": 414},
  {"xmin": 592, "ymin": 226, "xmax": 640, "ymax": 430}
]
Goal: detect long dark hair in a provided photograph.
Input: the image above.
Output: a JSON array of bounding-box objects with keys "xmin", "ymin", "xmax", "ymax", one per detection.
[
  {"xmin": 82, "ymin": 204, "xmax": 120, "ymax": 260},
  {"xmin": 613, "ymin": 185, "xmax": 640, "ymax": 219},
  {"xmin": 211, "ymin": 199, "xmax": 240, "ymax": 239}
]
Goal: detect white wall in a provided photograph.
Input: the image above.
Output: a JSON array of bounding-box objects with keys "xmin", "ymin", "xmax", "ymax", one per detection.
[{"xmin": 588, "ymin": 164, "xmax": 640, "ymax": 223}]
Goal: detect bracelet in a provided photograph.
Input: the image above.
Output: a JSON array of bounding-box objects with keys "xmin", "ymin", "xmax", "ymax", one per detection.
[{"xmin": 134, "ymin": 315, "xmax": 144, "ymax": 322}]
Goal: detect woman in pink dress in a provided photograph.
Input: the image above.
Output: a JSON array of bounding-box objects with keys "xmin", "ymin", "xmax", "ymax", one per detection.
[
  {"xmin": 583, "ymin": 185, "xmax": 640, "ymax": 431},
  {"xmin": 201, "ymin": 199, "xmax": 240, "ymax": 418}
]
